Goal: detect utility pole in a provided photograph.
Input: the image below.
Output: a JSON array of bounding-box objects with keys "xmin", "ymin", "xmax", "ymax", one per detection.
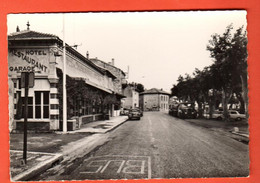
[
  {"xmin": 21, "ymin": 72, "xmax": 34, "ymax": 164},
  {"xmin": 61, "ymin": 14, "xmax": 81, "ymax": 132},
  {"xmin": 63, "ymin": 14, "xmax": 67, "ymax": 133},
  {"xmin": 23, "ymin": 73, "xmax": 28, "ymax": 164}
]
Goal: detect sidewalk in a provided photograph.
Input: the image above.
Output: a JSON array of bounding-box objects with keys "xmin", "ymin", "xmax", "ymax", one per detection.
[
  {"xmin": 70, "ymin": 115, "xmax": 129, "ymax": 133},
  {"xmin": 184, "ymin": 118, "xmax": 249, "ymax": 143},
  {"xmin": 9, "ymin": 115, "xmax": 128, "ymax": 181}
]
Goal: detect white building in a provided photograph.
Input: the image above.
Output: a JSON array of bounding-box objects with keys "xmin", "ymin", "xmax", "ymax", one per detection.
[
  {"xmin": 140, "ymin": 88, "xmax": 170, "ymax": 112},
  {"xmin": 8, "ymin": 26, "xmax": 125, "ymax": 131},
  {"xmin": 122, "ymin": 84, "xmax": 139, "ymax": 109}
]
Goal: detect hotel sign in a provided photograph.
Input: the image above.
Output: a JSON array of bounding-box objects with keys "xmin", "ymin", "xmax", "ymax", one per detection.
[{"xmin": 8, "ymin": 49, "xmax": 49, "ymax": 74}]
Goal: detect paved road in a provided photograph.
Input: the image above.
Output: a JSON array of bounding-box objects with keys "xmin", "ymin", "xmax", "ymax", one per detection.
[{"xmin": 33, "ymin": 112, "xmax": 249, "ymax": 180}]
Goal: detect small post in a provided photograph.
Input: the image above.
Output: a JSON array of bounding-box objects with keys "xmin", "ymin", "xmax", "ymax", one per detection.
[
  {"xmin": 22, "ymin": 72, "xmax": 29, "ymax": 164},
  {"xmin": 21, "ymin": 72, "xmax": 34, "ymax": 165}
]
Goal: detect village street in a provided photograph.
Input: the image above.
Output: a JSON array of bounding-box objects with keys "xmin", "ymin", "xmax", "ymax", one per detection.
[{"xmin": 32, "ymin": 112, "xmax": 249, "ymax": 181}]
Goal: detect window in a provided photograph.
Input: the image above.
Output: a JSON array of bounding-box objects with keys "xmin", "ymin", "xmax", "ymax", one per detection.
[
  {"xmin": 15, "ymin": 90, "xmax": 50, "ymax": 120},
  {"xmin": 35, "ymin": 91, "xmax": 50, "ymax": 119},
  {"xmin": 18, "ymin": 78, "xmax": 21, "ymax": 89},
  {"xmin": 21, "ymin": 97, "xmax": 33, "ymax": 118},
  {"xmin": 15, "ymin": 91, "xmax": 33, "ymax": 119},
  {"xmin": 14, "ymin": 81, "xmax": 17, "ymax": 89}
]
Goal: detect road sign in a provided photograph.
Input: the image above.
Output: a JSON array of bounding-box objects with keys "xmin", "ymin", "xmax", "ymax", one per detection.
[{"xmin": 21, "ymin": 72, "xmax": 34, "ymax": 88}]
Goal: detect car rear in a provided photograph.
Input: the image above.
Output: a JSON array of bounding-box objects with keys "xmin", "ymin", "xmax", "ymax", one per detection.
[{"xmin": 128, "ymin": 109, "xmax": 141, "ymax": 120}]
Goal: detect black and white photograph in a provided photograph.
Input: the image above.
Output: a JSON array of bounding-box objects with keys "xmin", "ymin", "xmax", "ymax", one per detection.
[{"xmin": 7, "ymin": 11, "xmax": 249, "ymax": 181}]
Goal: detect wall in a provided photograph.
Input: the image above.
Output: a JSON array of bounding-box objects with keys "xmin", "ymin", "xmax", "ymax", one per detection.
[
  {"xmin": 132, "ymin": 90, "xmax": 139, "ymax": 108},
  {"xmin": 122, "ymin": 86, "xmax": 139, "ymax": 109},
  {"xmin": 55, "ymin": 50, "xmax": 115, "ymax": 94},
  {"xmin": 143, "ymin": 94, "xmax": 159, "ymax": 111},
  {"xmin": 159, "ymin": 94, "xmax": 169, "ymax": 112},
  {"xmin": 90, "ymin": 59, "xmax": 125, "ymax": 94},
  {"xmin": 8, "ymin": 47, "xmax": 59, "ymax": 131}
]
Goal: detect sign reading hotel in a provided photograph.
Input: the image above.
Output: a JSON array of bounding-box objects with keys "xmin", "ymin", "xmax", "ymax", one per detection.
[{"xmin": 8, "ymin": 49, "xmax": 49, "ymax": 75}]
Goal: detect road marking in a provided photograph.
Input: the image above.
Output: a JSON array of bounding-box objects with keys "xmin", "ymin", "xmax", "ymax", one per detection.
[
  {"xmin": 116, "ymin": 160, "xmax": 126, "ymax": 173},
  {"xmin": 122, "ymin": 160, "xmax": 145, "ymax": 174},
  {"xmin": 100, "ymin": 160, "xmax": 126, "ymax": 173},
  {"xmin": 147, "ymin": 156, "xmax": 151, "ymax": 179},
  {"xmin": 148, "ymin": 117, "xmax": 155, "ymax": 143},
  {"xmin": 80, "ymin": 155, "xmax": 151, "ymax": 178},
  {"xmin": 80, "ymin": 160, "xmax": 107, "ymax": 173}
]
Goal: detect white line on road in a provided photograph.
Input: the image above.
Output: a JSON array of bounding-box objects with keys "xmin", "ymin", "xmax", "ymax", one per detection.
[
  {"xmin": 148, "ymin": 156, "xmax": 152, "ymax": 179},
  {"xmin": 148, "ymin": 117, "xmax": 155, "ymax": 143}
]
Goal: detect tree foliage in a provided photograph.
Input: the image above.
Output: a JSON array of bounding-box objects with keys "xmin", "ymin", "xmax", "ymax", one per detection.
[
  {"xmin": 122, "ymin": 82, "xmax": 145, "ymax": 93},
  {"xmin": 170, "ymin": 25, "xmax": 248, "ymax": 120}
]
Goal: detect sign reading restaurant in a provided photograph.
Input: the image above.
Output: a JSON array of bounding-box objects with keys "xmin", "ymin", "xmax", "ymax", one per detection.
[{"xmin": 9, "ymin": 49, "xmax": 48, "ymax": 73}]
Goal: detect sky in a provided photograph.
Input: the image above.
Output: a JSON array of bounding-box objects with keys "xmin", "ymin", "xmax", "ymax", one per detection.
[{"xmin": 7, "ymin": 11, "xmax": 247, "ymax": 92}]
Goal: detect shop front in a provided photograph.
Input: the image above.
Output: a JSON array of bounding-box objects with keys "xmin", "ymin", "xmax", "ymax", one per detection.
[
  {"xmin": 8, "ymin": 29, "xmax": 125, "ymax": 132},
  {"xmin": 8, "ymin": 46, "xmax": 59, "ymax": 131}
]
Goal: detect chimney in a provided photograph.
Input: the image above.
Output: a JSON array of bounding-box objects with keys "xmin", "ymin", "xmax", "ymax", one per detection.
[
  {"xmin": 26, "ymin": 21, "xmax": 30, "ymax": 30},
  {"xmin": 16, "ymin": 26, "xmax": 20, "ymax": 32},
  {"xmin": 86, "ymin": 51, "xmax": 89, "ymax": 59},
  {"xmin": 111, "ymin": 58, "xmax": 115, "ymax": 66}
]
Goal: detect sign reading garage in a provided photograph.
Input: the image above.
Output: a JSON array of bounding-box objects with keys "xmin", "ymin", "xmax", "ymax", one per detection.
[{"xmin": 9, "ymin": 49, "xmax": 48, "ymax": 73}]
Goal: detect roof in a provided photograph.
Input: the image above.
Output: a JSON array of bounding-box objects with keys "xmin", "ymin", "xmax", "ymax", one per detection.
[
  {"xmin": 95, "ymin": 66, "xmax": 117, "ymax": 79},
  {"xmin": 8, "ymin": 30, "xmax": 58, "ymax": 40},
  {"xmin": 8, "ymin": 29, "xmax": 107, "ymax": 76},
  {"xmin": 140, "ymin": 88, "xmax": 170, "ymax": 95},
  {"xmin": 90, "ymin": 58, "xmax": 126, "ymax": 76}
]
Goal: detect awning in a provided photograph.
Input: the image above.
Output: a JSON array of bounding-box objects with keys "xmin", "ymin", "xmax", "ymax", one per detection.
[{"xmin": 115, "ymin": 92, "xmax": 126, "ymax": 99}]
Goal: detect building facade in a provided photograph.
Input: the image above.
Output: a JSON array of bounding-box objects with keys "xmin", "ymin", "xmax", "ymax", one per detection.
[
  {"xmin": 89, "ymin": 58, "xmax": 126, "ymax": 116},
  {"xmin": 122, "ymin": 84, "xmax": 139, "ymax": 109},
  {"xmin": 8, "ymin": 27, "xmax": 125, "ymax": 131},
  {"xmin": 140, "ymin": 88, "xmax": 170, "ymax": 112}
]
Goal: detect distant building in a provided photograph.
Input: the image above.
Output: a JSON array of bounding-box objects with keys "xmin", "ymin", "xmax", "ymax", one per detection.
[
  {"xmin": 122, "ymin": 84, "xmax": 139, "ymax": 109},
  {"xmin": 90, "ymin": 58, "xmax": 127, "ymax": 95},
  {"xmin": 140, "ymin": 88, "xmax": 170, "ymax": 112},
  {"xmin": 89, "ymin": 58, "xmax": 127, "ymax": 116}
]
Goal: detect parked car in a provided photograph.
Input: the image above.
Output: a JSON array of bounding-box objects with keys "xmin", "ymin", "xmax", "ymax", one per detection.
[
  {"xmin": 120, "ymin": 108, "xmax": 130, "ymax": 116},
  {"xmin": 174, "ymin": 102, "xmax": 197, "ymax": 119},
  {"xmin": 212, "ymin": 110, "xmax": 246, "ymax": 121},
  {"xmin": 212, "ymin": 110, "xmax": 224, "ymax": 120},
  {"xmin": 135, "ymin": 108, "xmax": 143, "ymax": 116},
  {"xmin": 128, "ymin": 109, "xmax": 142, "ymax": 120},
  {"xmin": 228, "ymin": 110, "xmax": 246, "ymax": 121}
]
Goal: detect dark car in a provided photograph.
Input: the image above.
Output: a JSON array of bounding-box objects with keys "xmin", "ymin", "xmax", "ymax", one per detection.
[
  {"xmin": 135, "ymin": 108, "xmax": 143, "ymax": 116},
  {"xmin": 120, "ymin": 108, "xmax": 130, "ymax": 116},
  {"xmin": 128, "ymin": 109, "xmax": 142, "ymax": 120}
]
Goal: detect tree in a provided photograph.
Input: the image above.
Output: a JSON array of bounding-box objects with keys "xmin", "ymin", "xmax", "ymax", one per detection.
[
  {"xmin": 136, "ymin": 83, "xmax": 144, "ymax": 92},
  {"xmin": 170, "ymin": 85, "xmax": 179, "ymax": 97},
  {"xmin": 207, "ymin": 25, "xmax": 248, "ymax": 119},
  {"xmin": 170, "ymin": 25, "xmax": 247, "ymax": 120},
  {"xmin": 230, "ymin": 26, "xmax": 248, "ymax": 116},
  {"xmin": 122, "ymin": 82, "xmax": 145, "ymax": 93}
]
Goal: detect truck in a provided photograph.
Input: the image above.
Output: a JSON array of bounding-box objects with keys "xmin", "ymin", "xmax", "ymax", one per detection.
[{"xmin": 169, "ymin": 102, "xmax": 197, "ymax": 119}]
